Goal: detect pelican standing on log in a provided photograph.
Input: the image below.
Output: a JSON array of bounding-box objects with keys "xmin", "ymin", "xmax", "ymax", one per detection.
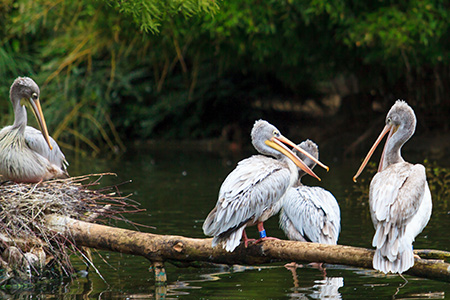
[
  {"xmin": 353, "ymin": 100, "xmax": 432, "ymax": 274},
  {"xmin": 280, "ymin": 140, "xmax": 340, "ymax": 245},
  {"xmin": 0, "ymin": 77, "xmax": 68, "ymax": 183},
  {"xmin": 203, "ymin": 120, "xmax": 329, "ymax": 252}
]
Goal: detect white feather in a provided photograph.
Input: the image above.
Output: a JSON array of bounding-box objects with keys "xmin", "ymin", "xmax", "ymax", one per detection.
[
  {"xmin": 280, "ymin": 185, "xmax": 340, "ymax": 245},
  {"xmin": 203, "ymin": 154, "xmax": 297, "ymax": 252},
  {"xmin": 370, "ymin": 162, "xmax": 431, "ymax": 274}
]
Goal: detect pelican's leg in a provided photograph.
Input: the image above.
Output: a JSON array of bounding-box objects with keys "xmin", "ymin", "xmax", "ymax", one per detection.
[
  {"xmin": 284, "ymin": 262, "xmax": 303, "ymax": 268},
  {"xmin": 255, "ymin": 222, "xmax": 280, "ymax": 243},
  {"xmin": 394, "ymin": 274, "xmax": 409, "ymax": 296},
  {"xmin": 242, "ymin": 230, "xmax": 256, "ymax": 248},
  {"xmin": 286, "ymin": 264, "xmax": 300, "ymax": 288}
]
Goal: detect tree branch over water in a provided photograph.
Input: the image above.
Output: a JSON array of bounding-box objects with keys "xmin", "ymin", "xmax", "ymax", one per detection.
[{"xmin": 45, "ymin": 214, "xmax": 450, "ymax": 283}]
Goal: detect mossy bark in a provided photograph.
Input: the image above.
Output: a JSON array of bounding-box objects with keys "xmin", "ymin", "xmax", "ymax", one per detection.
[{"xmin": 45, "ymin": 214, "xmax": 450, "ymax": 282}]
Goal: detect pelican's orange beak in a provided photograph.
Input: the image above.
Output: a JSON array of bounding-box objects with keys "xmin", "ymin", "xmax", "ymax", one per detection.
[
  {"xmin": 29, "ymin": 97, "xmax": 53, "ymax": 150},
  {"xmin": 353, "ymin": 124, "xmax": 396, "ymax": 182},
  {"xmin": 265, "ymin": 135, "xmax": 328, "ymax": 181}
]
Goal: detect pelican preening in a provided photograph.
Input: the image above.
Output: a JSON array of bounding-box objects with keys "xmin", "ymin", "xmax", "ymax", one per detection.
[
  {"xmin": 280, "ymin": 140, "xmax": 340, "ymax": 245},
  {"xmin": 203, "ymin": 120, "xmax": 329, "ymax": 252},
  {"xmin": 0, "ymin": 77, "xmax": 68, "ymax": 183},
  {"xmin": 353, "ymin": 100, "xmax": 432, "ymax": 274}
]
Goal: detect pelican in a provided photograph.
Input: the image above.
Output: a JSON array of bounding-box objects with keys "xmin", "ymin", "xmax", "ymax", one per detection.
[
  {"xmin": 280, "ymin": 140, "xmax": 340, "ymax": 245},
  {"xmin": 203, "ymin": 120, "xmax": 329, "ymax": 252},
  {"xmin": 0, "ymin": 77, "xmax": 69, "ymax": 183},
  {"xmin": 353, "ymin": 100, "xmax": 432, "ymax": 274}
]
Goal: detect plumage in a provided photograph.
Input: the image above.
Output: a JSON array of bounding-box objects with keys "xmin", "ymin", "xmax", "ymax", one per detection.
[
  {"xmin": 0, "ymin": 77, "xmax": 68, "ymax": 183},
  {"xmin": 353, "ymin": 100, "xmax": 432, "ymax": 274},
  {"xmin": 280, "ymin": 140, "xmax": 340, "ymax": 245},
  {"xmin": 203, "ymin": 120, "xmax": 327, "ymax": 252}
]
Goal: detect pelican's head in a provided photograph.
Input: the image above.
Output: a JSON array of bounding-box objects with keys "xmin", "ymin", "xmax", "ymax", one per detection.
[
  {"xmin": 385, "ymin": 100, "xmax": 416, "ymax": 139},
  {"xmin": 293, "ymin": 139, "xmax": 319, "ymax": 178},
  {"xmin": 353, "ymin": 100, "xmax": 416, "ymax": 182},
  {"xmin": 250, "ymin": 120, "xmax": 328, "ymax": 181},
  {"xmin": 10, "ymin": 77, "xmax": 40, "ymax": 103},
  {"xmin": 10, "ymin": 77, "xmax": 53, "ymax": 150}
]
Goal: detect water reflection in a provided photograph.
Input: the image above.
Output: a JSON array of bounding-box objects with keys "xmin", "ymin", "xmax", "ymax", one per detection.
[
  {"xmin": 288, "ymin": 276, "xmax": 344, "ymax": 300},
  {"xmin": 284, "ymin": 264, "xmax": 343, "ymax": 299},
  {"xmin": 16, "ymin": 146, "xmax": 449, "ymax": 299},
  {"xmin": 121, "ymin": 264, "xmax": 344, "ymax": 300},
  {"xmin": 3, "ymin": 264, "xmax": 447, "ymax": 300}
]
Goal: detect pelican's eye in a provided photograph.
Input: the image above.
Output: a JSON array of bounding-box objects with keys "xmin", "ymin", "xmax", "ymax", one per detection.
[
  {"xmin": 386, "ymin": 117, "xmax": 391, "ymax": 124},
  {"xmin": 31, "ymin": 93, "xmax": 38, "ymax": 101},
  {"xmin": 273, "ymin": 130, "xmax": 280, "ymax": 137}
]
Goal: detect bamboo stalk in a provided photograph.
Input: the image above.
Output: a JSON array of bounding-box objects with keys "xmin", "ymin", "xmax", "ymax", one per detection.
[{"xmin": 45, "ymin": 214, "xmax": 450, "ymax": 282}]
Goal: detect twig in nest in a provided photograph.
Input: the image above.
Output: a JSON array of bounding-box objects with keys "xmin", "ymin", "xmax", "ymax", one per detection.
[{"xmin": 0, "ymin": 173, "xmax": 141, "ymax": 281}]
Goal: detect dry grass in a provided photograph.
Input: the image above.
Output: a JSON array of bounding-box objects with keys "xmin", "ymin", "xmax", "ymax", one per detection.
[{"xmin": 0, "ymin": 173, "xmax": 140, "ymax": 282}]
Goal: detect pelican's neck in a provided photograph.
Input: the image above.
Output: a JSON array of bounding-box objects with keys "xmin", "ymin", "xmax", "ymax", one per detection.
[
  {"xmin": 283, "ymin": 156, "xmax": 300, "ymax": 188},
  {"xmin": 381, "ymin": 124, "xmax": 413, "ymax": 170},
  {"xmin": 254, "ymin": 140, "xmax": 281, "ymax": 159},
  {"xmin": 294, "ymin": 173, "xmax": 307, "ymax": 187},
  {"xmin": 11, "ymin": 97, "xmax": 27, "ymax": 132},
  {"xmin": 294, "ymin": 160, "xmax": 316, "ymax": 187},
  {"xmin": 381, "ymin": 143, "xmax": 403, "ymax": 170}
]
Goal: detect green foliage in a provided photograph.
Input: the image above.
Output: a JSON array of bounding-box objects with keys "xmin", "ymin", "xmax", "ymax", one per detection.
[
  {"xmin": 104, "ymin": 0, "xmax": 219, "ymax": 33},
  {"xmin": 350, "ymin": 161, "xmax": 377, "ymax": 202},
  {"xmin": 345, "ymin": 2, "xmax": 448, "ymax": 57},
  {"xmin": 0, "ymin": 0, "xmax": 220, "ymax": 153},
  {"xmin": 0, "ymin": 0, "xmax": 449, "ymax": 154},
  {"xmin": 425, "ymin": 159, "xmax": 450, "ymax": 202},
  {"xmin": 303, "ymin": 0, "xmax": 450, "ymax": 110}
]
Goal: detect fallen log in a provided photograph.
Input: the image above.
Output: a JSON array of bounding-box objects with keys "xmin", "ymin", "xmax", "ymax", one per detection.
[{"xmin": 45, "ymin": 214, "xmax": 450, "ymax": 282}]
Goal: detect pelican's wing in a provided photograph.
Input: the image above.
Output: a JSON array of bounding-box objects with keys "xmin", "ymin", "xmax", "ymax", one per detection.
[
  {"xmin": 281, "ymin": 186, "xmax": 340, "ymax": 244},
  {"xmin": 24, "ymin": 126, "xmax": 69, "ymax": 173},
  {"xmin": 203, "ymin": 155, "xmax": 292, "ymax": 237},
  {"xmin": 370, "ymin": 162, "xmax": 426, "ymax": 261},
  {"xmin": 404, "ymin": 181, "xmax": 432, "ymax": 245},
  {"xmin": 370, "ymin": 163, "xmax": 425, "ymax": 229}
]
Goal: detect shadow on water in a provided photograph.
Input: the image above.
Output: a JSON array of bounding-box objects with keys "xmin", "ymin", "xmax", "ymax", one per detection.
[{"xmin": 10, "ymin": 145, "xmax": 450, "ymax": 299}]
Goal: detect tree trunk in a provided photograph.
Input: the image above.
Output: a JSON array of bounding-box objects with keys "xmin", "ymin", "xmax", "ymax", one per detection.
[{"xmin": 45, "ymin": 214, "xmax": 450, "ymax": 282}]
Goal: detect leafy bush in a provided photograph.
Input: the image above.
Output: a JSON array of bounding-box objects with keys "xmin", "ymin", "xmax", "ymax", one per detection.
[{"xmin": 1, "ymin": 0, "xmax": 449, "ymax": 154}]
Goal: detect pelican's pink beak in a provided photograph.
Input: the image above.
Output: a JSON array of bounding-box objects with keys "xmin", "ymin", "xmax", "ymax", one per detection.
[
  {"xmin": 265, "ymin": 135, "xmax": 329, "ymax": 181},
  {"xmin": 353, "ymin": 124, "xmax": 396, "ymax": 182}
]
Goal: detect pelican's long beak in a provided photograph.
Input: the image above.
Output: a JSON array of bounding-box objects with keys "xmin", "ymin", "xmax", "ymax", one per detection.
[
  {"xmin": 29, "ymin": 98, "xmax": 53, "ymax": 150},
  {"xmin": 265, "ymin": 136, "xmax": 323, "ymax": 181},
  {"xmin": 276, "ymin": 136, "xmax": 329, "ymax": 171},
  {"xmin": 353, "ymin": 124, "xmax": 393, "ymax": 182}
]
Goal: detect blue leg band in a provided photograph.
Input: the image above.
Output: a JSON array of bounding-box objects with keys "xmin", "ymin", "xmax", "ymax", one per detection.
[{"xmin": 259, "ymin": 229, "xmax": 267, "ymax": 238}]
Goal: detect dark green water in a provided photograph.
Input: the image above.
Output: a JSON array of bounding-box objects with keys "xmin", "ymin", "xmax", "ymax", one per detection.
[{"xmin": 33, "ymin": 147, "xmax": 450, "ymax": 298}]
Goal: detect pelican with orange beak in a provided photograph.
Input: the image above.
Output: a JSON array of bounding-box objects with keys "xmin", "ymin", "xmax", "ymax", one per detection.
[
  {"xmin": 203, "ymin": 120, "xmax": 329, "ymax": 252},
  {"xmin": 0, "ymin": 77, "xmax": 68, "ymax": 183},
  {"xmin": 353, "ymin": 100, "xmax": 432, "ymax": 274}
]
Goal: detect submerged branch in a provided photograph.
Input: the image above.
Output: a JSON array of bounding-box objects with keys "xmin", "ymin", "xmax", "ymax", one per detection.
[{"xmin": 45, "ymin": 215, "xmax": 450, "ymax": 282}]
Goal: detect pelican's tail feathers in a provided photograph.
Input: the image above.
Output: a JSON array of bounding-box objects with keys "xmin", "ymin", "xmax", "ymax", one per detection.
[
  {"xmin": 372, "ymin": 222, "xmax": 415, "ymax": 274},
  {"xmin": 373, "ymin": 238, "xmax": 414, "ymax": 274},
  {"xmin": 224, "ymin": 227, "xmax": 245, "ymax": 252},
  {"xmin": 202, "ymin": 207, "xmax": 217, "ymax": 236},
  {"xmin": 210, "ymin": 226, "xmax": 245, "ymax": 252},
  {"xmin": 399, "ymin": 246, "xmax": 415, "ymax": 274}
]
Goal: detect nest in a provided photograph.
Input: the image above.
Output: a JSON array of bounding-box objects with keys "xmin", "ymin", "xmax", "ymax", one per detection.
[{"xmin": 0, "ymin": 173, "xmax": 141, "ymax": 285}]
